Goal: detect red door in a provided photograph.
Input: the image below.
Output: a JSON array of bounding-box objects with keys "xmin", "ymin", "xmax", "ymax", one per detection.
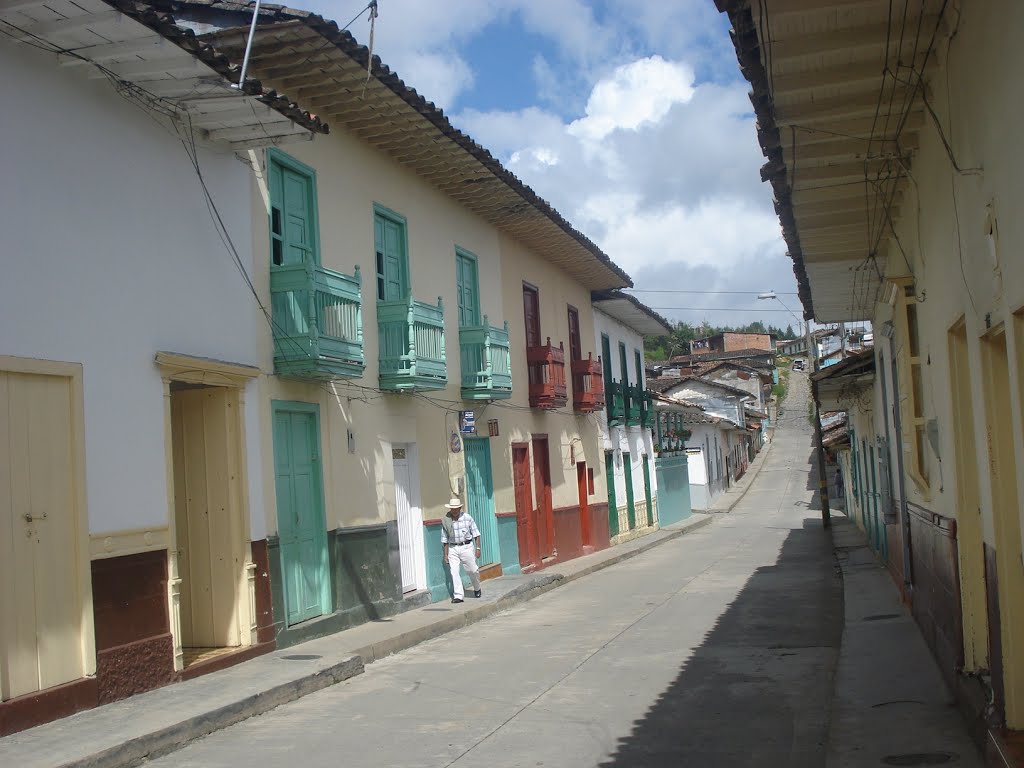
[
  {"xmin": 513, "ymin": 443, "xmax": 537, "ymax": 568},
  {"xmin": 577, "ymin": 462, "xmax": 590, "ymax": 547},
  {"xmin": 523, "ymin": 285, "xmax": 541, "ymax": 347},
  {"xmin": 532, "ymin": 436, "xmax": 555, "ymax": 559}
]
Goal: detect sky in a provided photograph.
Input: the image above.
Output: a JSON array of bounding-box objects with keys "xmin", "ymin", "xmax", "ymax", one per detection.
[{"xmin": 304, "ymin": 0, "xmax": 804, "ymax": 332}]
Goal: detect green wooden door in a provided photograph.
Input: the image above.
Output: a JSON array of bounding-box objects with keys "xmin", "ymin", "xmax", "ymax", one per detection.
[
  {"xmin": 642, "ymin": 455, "xmax": 654, "ymax": 526},
  {"xmin": 623, "ymin": 451, "xmax": 636, "ymax": 530},
  {"xmin": 374, "ymin": 212, "xmax": 408, "ymax": 301},
  {"xmin": 272, "ymin": 404, "xmax": 329, "ymax": 626},
  {"xmin": 455, "ymin": 251, "xmax": 480, "ymax": 328},
  {"xmin": 464, "ymin": 438, "xmax": 499, "ymax": 566},
  {"xmin": 269, "ymin": 154, "xmax": 316, "ymax": 267},
  {"xmin": 605, "ymin": 451, "xmax": 618, "ymax": 537}
]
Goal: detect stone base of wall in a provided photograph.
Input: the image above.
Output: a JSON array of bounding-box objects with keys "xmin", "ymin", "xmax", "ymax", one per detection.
[
  {"xmin": 0, "ymin": 676, "xmax": 98, "ymax": 737},
  {"xmin": 96, "ymin": 633, "xmax": 176, "ymax": 703}
]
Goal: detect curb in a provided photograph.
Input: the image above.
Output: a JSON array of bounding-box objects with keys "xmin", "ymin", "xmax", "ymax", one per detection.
[
  {"xmin": 63, "ymin": 655, "xmax": 363, "ymax": 768},
  {"xmin": 50, "ymin": 515, "xmax": 715, "ymax": 768}
]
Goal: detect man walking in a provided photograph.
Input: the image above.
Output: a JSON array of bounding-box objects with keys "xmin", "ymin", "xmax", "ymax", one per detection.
[{"xmin": 441, "ymin": 497, "xmax": 482, "ymax": 604}]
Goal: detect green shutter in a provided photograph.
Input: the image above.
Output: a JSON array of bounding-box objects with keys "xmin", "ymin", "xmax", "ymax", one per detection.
[
  {"xmin": 455, "ymin": 250, "xmax": 480, "ymax": 327},
  {"xmin": 374, "ymin": 209, "xmax": 408, "ymax": 302},
  {"xmin": 605, "ymin": 451, "xmax": 618, "ymax": 537},
  {"xmin": 268, "ymin": 150, "xmax": 318, "ymax": 267}
]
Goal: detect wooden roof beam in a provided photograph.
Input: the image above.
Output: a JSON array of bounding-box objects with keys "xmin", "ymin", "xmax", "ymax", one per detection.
[
  {"xmin": 769, "ymin": 15, "xmax": 941, "ymax": 63},
  {"xmin": 775, "ymin": 87, "xmax": 916, "ymax": 124}
]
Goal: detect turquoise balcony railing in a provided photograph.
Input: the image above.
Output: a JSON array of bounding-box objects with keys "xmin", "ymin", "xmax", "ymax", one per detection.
[
  {"xmin": 460, "ymin": 318, "xmax": 512, "ymax": 400},
  {"xmin": 606, "ymin": 380, "xmax": 625, "ymax": 426},
  {"xmin": 270, "ymin": 263, "xmax": 364, "ymax": 380},
  {"xmin": 378, "ymin": 295, "xmax": 447, "ymax": 391}
]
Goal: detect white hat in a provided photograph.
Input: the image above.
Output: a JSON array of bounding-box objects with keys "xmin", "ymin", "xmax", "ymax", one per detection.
[{"xmin": 444, "ymin": 497, "xmax": 463, "ymax": 509}]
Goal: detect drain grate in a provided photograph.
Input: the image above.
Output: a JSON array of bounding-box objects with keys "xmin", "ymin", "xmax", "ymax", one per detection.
[
  {"xmin": 883, "ymin": 753, "xmax": 958, "ymax": 766},
  {"xmin": 279, "ymin": 654, "xmax": 322, "ymax": 661},
  {"xmin": 864, "ymin": 613, "xmax": 902, "ymax": 621}
]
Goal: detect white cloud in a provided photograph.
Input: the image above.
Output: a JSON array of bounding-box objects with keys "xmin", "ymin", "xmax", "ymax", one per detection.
[
  {"xmin": 568, "ymin": 57, "xmax": 695, "ymax": 142},
  {"xmin": 300, "ymin": 0, "xmax": 797, "ymax": 325}
]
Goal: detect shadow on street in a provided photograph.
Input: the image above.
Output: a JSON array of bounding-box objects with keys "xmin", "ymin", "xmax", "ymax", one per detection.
[{"xmin": 598, "ymin": 518, "xmax": 842, "ymax": 767}]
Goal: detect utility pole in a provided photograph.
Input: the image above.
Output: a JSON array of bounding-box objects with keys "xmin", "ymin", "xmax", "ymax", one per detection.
[{"xmin": 807, "ymin": 321, "xmax": 831, "ymax": 528}]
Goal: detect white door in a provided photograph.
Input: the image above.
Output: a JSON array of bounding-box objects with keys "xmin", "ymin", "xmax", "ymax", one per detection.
[
  {"xmin": 1, "ymin": 370, "xmax": 88, "ymax": 700},
  {"xmin": 392, "ymin": 445, "xmax": 423, "ymax": 593}
]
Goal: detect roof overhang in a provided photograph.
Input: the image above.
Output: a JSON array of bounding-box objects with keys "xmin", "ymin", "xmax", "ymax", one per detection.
[
  {"xmin": 716, "ymin": 0, "xmax": 952, "ymax": 323},
  {"xmin": 592, "ymin": 291, "xmax": 674, "ymax": 336},
  {"xmin": 1, "ymin": 0, "xmax": 326, "ymax": 150},
  {"xmin": 156, "ymin": 0, "xmax": 631, "ymax": 290}
]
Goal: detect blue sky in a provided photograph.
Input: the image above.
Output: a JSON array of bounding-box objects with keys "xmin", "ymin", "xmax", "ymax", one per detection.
[{"xmin": 304, "ymin": 0, "xmax": 801, "ymax": 330}]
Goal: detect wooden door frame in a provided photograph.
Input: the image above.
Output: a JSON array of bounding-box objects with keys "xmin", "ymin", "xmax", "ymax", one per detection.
[
  {"xmin": 0, "ymin": 356, "xmax": 94, "ymax": 699},
  {"xmin": 158, "ymin": 352, "xmax": 259, "ymax": 671},
  {"xmin": 532, "ymin": 435, "xmax": 555, "ymax": 558},
  {"xmin": 270, "ymin": 399, "xmax": 332, "ymax": 628},
  {"xmin": 577, "ymin": 462, "xmax": 590, "ymax": 546},
  {"xmin": 392, "ymin": 442, "xmax": 426, "ymax": 592},
  {"xmin": 522, "ymin": 282, "xmax": 541, "ymax": 348}
]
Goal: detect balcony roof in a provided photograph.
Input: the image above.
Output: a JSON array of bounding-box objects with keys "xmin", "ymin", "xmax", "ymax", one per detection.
[
  {"xmin": 592, "ymin": 290, "xmax": 674, "ymax": 337},
  {"xmin": 715, "ymin": 0, "xmax": 952, "ymax": 322},
  {"xmin": 149, "ymin": 0, "xmax": 633, "ymax": 291},
  {"xmin": 1, "ymin": 0, "xmax": 326, "ymax": 150}
]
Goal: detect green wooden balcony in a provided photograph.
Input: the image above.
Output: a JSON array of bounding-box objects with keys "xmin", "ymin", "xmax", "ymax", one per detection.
[
  {"xmin": 640, "ymin": 391, "xmax": 655, "ymax": 428},
  {"xmin": 460, "ymin": 318, "xmax": 512, "ymax": 400},
  {"xmin": 606, "ymin": 380, "xmax": 625, "ymax": 426},
  {"xmin": 270, "ymin": 263, "xmax": 364, "ymax": 380},
  {"xmin": 378, "ymin": 295, "xmax": 447, "ymax": 391},
  {"xmin": 625, "ymin": 384, "xmax": 643, "ymax": 426}
]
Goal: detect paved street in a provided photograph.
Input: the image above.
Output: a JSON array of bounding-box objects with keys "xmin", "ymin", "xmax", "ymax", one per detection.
[{"xmin": 149, "ymin": 372, "xmax": 845, "ymax": 768}]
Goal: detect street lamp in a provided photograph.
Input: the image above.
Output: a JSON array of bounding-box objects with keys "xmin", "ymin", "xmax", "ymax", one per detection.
[{"xmin": 757, "ymin": 291, "xmax": 812, "ymax": 363}]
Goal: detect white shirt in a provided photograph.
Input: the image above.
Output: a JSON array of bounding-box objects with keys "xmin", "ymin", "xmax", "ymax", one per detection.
[{"xmin": 442, "ymin": 513, "xmax": 480, "ymax": 545}]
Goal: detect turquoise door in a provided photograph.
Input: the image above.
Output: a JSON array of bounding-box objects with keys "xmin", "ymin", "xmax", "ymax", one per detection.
[
  {"xmin": 272, "ymin": 403, "xmax": 330, "ymax": 626},
  {"xmin": 455, "ymin": 250, "xmax": 480, "ymax": 327},
  {"xmin": 465, "ymin": 438, "xmax": 499, "ymax": 566}
]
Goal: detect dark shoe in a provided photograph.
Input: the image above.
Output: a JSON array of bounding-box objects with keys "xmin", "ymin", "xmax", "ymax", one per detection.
[
  {"xmin": 473, "ymin": 590, "xmax": 482, "ymax": 598},
  {"xmin": 452, "ymin": 598, "xmax": 464, "ymax": 604}
]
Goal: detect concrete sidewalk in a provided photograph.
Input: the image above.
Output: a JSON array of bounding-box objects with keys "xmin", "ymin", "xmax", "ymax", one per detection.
[
  {"xmin": 827, "ymin": 513, "xmax": 983, "ymax": 767},
  {"xmin": 0, "ymin": 514, "xmax": 712, "ymax": 768}
]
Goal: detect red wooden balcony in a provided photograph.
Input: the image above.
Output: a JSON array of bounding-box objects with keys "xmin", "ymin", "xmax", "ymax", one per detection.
[
  {"xmin": 527, "ymin": 338, "xmax": 567, "ymax": 409},
  {"xmin": 571, "ymin": 353, "xmax": 605, "ymax": 413}
]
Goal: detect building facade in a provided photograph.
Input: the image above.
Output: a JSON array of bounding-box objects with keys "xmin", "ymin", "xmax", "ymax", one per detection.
[
  {"xmin": 0, "ymin": 0, "xmax": 325, "ymax": 734},
  {"xmin": 591, "ymin": 293, "xmax": 671, "ymax": 542},
  {"xmin": 719, "ymin": 0, "xmax": 1024, "ymax": 745}
]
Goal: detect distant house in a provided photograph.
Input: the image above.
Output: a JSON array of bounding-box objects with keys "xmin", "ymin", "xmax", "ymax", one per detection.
[{"xmin": 689, "ymin": 331, "xmax": 775, "ymax": 355}]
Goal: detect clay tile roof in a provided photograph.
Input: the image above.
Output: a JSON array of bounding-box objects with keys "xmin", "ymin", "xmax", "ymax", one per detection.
[{"xmin": 152, "ymin": 0, "xmax": 632, "ymax": 290}]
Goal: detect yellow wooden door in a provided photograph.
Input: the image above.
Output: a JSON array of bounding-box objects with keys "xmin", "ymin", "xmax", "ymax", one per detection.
[
  {"xmin": 171, "ymin": 388, "xmax": 241, "ymax": 649},
  {"xmin": 0, "ymin": 371, "xmax": 86, "ymax": 701}
]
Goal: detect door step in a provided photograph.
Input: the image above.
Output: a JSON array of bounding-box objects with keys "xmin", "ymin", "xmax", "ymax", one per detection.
[{"xmin": 479, "ymin": 563, "xmax": 503, "ymax": 582}]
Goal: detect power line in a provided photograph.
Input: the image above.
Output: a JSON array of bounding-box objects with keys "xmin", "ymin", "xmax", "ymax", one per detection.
[{"xmin": 625, "ymin": 289, "xmax": 799, "ymax": 296}]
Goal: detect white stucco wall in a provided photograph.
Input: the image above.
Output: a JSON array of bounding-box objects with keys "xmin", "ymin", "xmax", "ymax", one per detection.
[
  {"xmin": 0, "ymin": 41, "xmax": 266, "ymax": 534},
  {"xmin": 592, "ymin": 308, "xmax": 657, "ymax": 526}
]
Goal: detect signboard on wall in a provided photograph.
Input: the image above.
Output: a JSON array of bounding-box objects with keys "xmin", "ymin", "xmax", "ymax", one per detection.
[{"xmin": 460, "ymin": 410, "xmax": 476, "ymax": 435}]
